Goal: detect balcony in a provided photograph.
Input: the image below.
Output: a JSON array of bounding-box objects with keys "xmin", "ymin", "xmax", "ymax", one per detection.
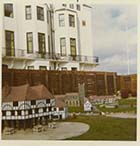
[
  {"xmin": 79, "ymin": 55, "xmax": 99, "ymax": 65},
  {"xmin": 2, "ymin": 48, "xmax": 35, "ymax": 60},
  {"xmin": 2, "ymin": 48, "xmax": 99, "ymax": 65}
]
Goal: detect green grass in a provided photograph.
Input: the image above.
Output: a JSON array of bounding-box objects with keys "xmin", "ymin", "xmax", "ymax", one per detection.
[
  {"xmin": 98, "ymin": 99, "xmax": 137, "ymax": 113},
  {"xmin": 63, "ymin": 116, "xmax": 136, "ymax": 141},
  {"xmin": 68, "ymin": 106, "xmax": 84, "ymax": 113},
  {"xmin": 119, "ymin": 99, "xmax": 136, "ymax": 105}
]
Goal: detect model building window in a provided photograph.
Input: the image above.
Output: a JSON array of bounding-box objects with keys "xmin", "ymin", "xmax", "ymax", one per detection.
[
  {"xmin": 69, "ymin": 4, "xmax": 74, "ymax": 9},
  {"xmin": 76, "ymin": 4, "xmax": 81, "ymax": 11},
  {"xmin": 39, "ymin": 66, "xmax": 47, "ymax": 70},
  {"xmin": 28, "ymin": 109, "xmax": 32, "ymax": 115},
  {"xmin": 26, "ymin": 32, "xmax": 33, "ymax": 53},
  {"xmin": 5, "ymin": 30, "xmax": 15, "ymax": 56},
  {"xmin": 46, "ymin": 99, "xmax": 50, "ymax": 104},
  {"xmin": 59, "ymin": 14, "xmax": 65, "ymax": 27},
  {"xmin": 43, "ymin": 107, "xmax": 46, "ymax": 112},
  {"xmin": 4, "ymin": 4, "xmax": 13, "ymax": 18},
  {"xmin": 17, "ymin": 110, "xmax": 21, "ymax": 116},
  {"xmin": 37, "ymin": 6, "xmax": 44, "ymax": 21},
  {"xmin": 60, "ymin": 38, "xmax": 66, "ymax": 56},
  {"xmin": 25, "ymin": 5, "xmax": 31, "ymax": 20},
  {"xmin": 11, "ymin": 110, "xmax": 15, "ymax": 116},
  {"xmin": 82, "ymin": 20, "xmax": 86, "ymax": 26},
  {"xmin": 31, "ymin": 100, "xmax": 36, "ymax": 105},
  {"xmin": 70, "ymin": 38, "xmax": 76, "ymax": 56},
  {"xmin": 35, "ymin": 108, "xmax": 38, "ymax": 113},
  {"xmin": 38, "ymin": 33, "xmax": 46, "ymax": 53},
  {"xmin": 48, "ymin": 107, "xmax": 52, "ymax": 112},
  {"xmin": 2, "ymin": 111, "xmax": 6, "ymax": 116},
  {"xmin": 13, "ymin": 101, "xmax": 18, "ymax": 107}
]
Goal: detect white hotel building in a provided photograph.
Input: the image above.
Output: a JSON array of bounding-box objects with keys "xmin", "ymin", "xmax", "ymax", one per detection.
[{"xmin": 1, "ymin": 0, "xmax": 99, "ymax": 71}]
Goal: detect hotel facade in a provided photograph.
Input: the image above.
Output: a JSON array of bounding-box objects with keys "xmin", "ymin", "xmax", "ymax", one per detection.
[{"xmin": 1, "ymin": 0, "xmax": 99, "ymax": 71}]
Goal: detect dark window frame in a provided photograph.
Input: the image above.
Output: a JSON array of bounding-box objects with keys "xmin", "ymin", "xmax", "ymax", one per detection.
[
  {"xmin": 5, "ymin": 30, "xmax": 15, "ymax": 56},
  {"xmin": 59, "ymin": 13, "xmax": 65, "ymax": 27},
  {"xmin": 25, "ymin": 5, "xmax": 32, "ymax": 20},
  {"xmin": 31, "ymin": 100, "xmax": 36, "ymax": 105},
  {"xmin": 38, "ymin": 33, "xmax": 46, "ymax": 54},
  {"xmin": 69, "ymin": 14, "xmax": 75, "ymax": 27},
  {"xmin": 37, "ymin": 6, "xmax": 44, "ymax": 21},
  {"xmin": 26, "ymin": 32, "xmax": 33, "ymax": 53},
  {"xmin": 70, "ymin": 38, "xmax": 76, "ymax": 56},
  {"xmin": 4, "ymin": 3, "xmax": 14, "ymax": 18},
  {"xmin": 60, "ymin": 37, "xmax": 66, "ymax": 56},
  {"xmin": 13, "ymin": 101, "xmax": 18, "ymax": 107}
]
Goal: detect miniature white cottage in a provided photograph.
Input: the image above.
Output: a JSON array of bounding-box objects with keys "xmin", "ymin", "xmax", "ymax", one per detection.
[{"xmin": 84, "ymin": 98, "xmax": 92, "ymax": 112}]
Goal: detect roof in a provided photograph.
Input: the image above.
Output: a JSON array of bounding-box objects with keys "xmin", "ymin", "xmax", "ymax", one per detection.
[
  {"xmin": 55, "ymin": 98, "xmax": 66, "ymax": 108},
  {"xmin": 2, "ymin": 84, "xmax": 54, "ymax": 102}
]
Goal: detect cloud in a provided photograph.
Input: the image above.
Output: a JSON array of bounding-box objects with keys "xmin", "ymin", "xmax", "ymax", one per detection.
[{"xmin": 92, "ymin": 5, "xmax": 137, "ymax": 74}]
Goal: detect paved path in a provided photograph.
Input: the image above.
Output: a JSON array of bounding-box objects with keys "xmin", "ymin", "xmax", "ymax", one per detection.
[
  {"xmin": 2, "ymin": 122, "xmax": 89, "ymax": 140},
  {"xmin": 106, "ymin": 113, "xmax": 136, "ymax": 119}
]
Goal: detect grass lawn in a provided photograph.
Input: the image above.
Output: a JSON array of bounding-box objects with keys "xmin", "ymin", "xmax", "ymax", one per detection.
[
  {"xmin": 63, "ymin": 116, "xmax": 136, "ymax": 141},
  {"xmin": 68, "ymin": 106, "xmax": 84, "ymax": 113},
  {"xmin": 98, "ymin": 99, "xmax": 137, "ymax": 113}
]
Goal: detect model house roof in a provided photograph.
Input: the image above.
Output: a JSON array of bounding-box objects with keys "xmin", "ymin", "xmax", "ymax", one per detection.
[
  {"xmin": 55, "ymin": 98, "xmax": 66, "ymax": 108},
  {"xmin": 2, "ymin": 84, "xmax": 54, "ymax": 102}
]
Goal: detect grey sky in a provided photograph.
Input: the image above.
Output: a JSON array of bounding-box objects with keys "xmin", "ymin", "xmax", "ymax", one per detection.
[{"xmin": 92, "ymin": 5, "xmax": 137, "ymax": 75}]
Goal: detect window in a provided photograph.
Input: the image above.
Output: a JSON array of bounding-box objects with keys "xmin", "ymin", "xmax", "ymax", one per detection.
[
  {"xmin": 71, "ymin": 67, "xmax": 77, "ymax": 71},
  {"xmin": 76, "ymin": 4, "xmax": 81, "ymax": 11},
  {"xmin": 28, "ymin": 109, "xmax": 32, "ymax": 115},
  {"xmin": 38, "ymin": 33, "xmax": 46, "ymax": 53},
  {"xmin": 13, "ymin": 101, "xmax": 18, "ymax": 107},
  {"xmin": 17, "ymin": 110, "xmax": 21, "ymax": 115},
  {"xmin": 28, "ymin": 66, "xmax": 34, "ymax": 70},
  {"xmin": 61, "ymin": 67, "xmax": 67, "ymax": 71},
  {"xmin": 2, "ymin": 111, "xmax": 6, "ymax": 116},
  {"xmin": 5, "ymin": 30, "xmax": 15, "ymax": 56},
  {"xmin": 35, "ymin": 108, "xmax": 38, "ymax": 113},
  {"xmin": 4, "ymin": 4, "xmax": 13, "ymax": 18},
  {"xmin": 31, "ymin": 100, "xmax": 36, "ymax": 105},
  {"xmin": 59, "ymin": 14, "xmax": 65, "ymax": 27},
  {"xmin": 25, "ymin": 5, "xmax": 31, "ymax": 20},
  {"xmin": 39, "ymin": 66, "xmax": 47, "ymax": 70},
  {"xmin": 46, "ymin": 99, "xmax": 50, "ymax": 104},
  {"xmin": 70, "ymin": 38, "xmax": 76, "ymax": 56},
  {"xmin": 69, "ymin": 14, "xmax": 75, "ymax": 27},
  {"xmin": 37, "ymin": 6, "xmax": 44, "ymax": 21},
  {"xmin": 26, "ymin": 32, "xmax": 33, "ymax": 53},
  {"xmin": 69, "ymin": 4, "xmax": 74, "ymax": 9},
  {"xmin": 82, "ymin": 20, "xmax": 86, "ymax": 26},
  {"xmin": 62, "ymin": 4, "xmax": 67, "ymax": 7},
  {"xmin": 48, "ymin": 107, "xmax": 52, "ymax": 112},
  {"xmin": 43, "ymin": 107, "xmax": 46, "ymax": 112},
  {"xmin": 60, "ymin": 38, "xmax": 66, "ymax": 56},
  {"xmin": 11, "ymin": 110, "xmax": 15, "ymax": 116}
]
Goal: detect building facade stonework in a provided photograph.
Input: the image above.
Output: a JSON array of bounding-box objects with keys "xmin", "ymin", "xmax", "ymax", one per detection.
[{"xmin": 1, "ymin": 0, "xmax": 99, "ymax": 71}]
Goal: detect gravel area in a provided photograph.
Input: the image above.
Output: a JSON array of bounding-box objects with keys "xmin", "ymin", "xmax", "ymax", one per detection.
[{"xmin": 2, "ymin": 122, "xmax": 89, "ymax": 140}]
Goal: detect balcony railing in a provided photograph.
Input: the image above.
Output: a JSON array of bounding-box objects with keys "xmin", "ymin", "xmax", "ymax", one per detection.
[
  {"xmin": 2, "ymin": 48, "xmax": 99, "ymax": 64},
  {"xmin": 2, "ymin": 48, "xmax": 35, "ymax": 59}
]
